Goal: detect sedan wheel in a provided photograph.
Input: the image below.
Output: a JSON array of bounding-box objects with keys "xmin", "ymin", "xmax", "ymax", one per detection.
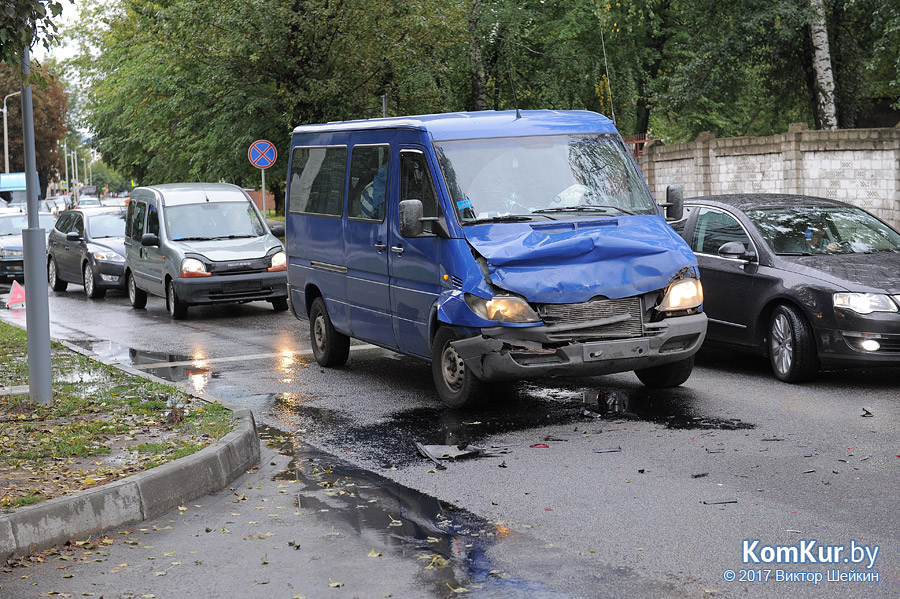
[
  {"xmin": 83, "ymin": 263, "xmax": 106, "ymax": 299},
  {"xmin": 48, "ymin": 258, "xmax": 67, "ymax": 292},
  {"xmin": 768, "ymin": 304, "xmax": 819, "ymax": 383}
]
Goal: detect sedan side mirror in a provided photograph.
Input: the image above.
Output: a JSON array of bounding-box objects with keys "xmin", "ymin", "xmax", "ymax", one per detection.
[
  {"xmin": 66, "ymin": 231, "xmax": 81, "ymax": 242},
  {"xmin": 718, "ymin": 241, "xmax": 755, "ymax": 261},
  {"xmin": 141, "ymin": 233, "xmax": 160, "ymax": 247}
]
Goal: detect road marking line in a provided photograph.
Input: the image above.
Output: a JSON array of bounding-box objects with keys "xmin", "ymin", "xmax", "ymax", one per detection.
[{"xmin": 128, "ymin": 344, "xmax": 381, "ymax": 370}]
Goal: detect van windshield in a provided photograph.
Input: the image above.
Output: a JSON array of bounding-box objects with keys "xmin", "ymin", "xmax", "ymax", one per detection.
[
  {"xmin": 165, "ymin": 202, "xmax": 267, "ymax": 241},
  {"xmin": 434, "ymin": 134, "xmax": 657, "ymax": 224}
]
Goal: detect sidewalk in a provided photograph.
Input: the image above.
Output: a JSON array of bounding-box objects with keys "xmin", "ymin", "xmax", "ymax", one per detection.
[{"xmin": 0, "ymin": 340, "xmax": 261, "ymax": 563}]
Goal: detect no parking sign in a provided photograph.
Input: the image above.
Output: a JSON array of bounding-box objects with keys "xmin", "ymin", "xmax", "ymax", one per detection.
[{"xmin": 248, "ymin": 140, "xmax": 277, "ymax": 214}]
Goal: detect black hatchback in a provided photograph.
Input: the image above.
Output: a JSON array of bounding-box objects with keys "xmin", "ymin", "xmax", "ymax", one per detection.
[
  {"xmin": 47, "ymin": 208, "xmax": 127, "ymax": 298},
  {"xmin": 671, "ymin": 194, "xmax": 900, "ymax": 382}
]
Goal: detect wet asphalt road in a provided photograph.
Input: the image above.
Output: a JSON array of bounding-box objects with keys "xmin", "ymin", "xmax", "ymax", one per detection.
[{"xmin": 1, "ymin": 283, "xmax": 899, "ymax": 598}]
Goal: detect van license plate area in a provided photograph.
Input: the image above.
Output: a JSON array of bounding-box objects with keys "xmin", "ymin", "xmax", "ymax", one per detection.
[
  {"xmin": 224, "ymin": 280, "xmax": 262, "ymax": 293},
  {"xmin": 583, "ymin": 338, "xmax": 649, "ymax": 361}
]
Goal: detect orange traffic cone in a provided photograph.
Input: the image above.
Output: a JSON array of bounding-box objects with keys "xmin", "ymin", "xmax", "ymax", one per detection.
[{"xmin": 6, "ymin": 280, "xmax": 26, "ymax": 308}]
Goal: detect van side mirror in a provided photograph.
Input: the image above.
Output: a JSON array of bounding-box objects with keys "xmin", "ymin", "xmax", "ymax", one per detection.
[
  {"xmin": 399, "ymin": 199, "xmax": 425, "ymax": 237},
  {"xmin": 270, "ymin": 224, "xmax": 285, "ymax": 237},
  {"xmin": 662, "ymin": 184, "xmax": 684, "ymax": 221},
  {"xmin": 141, "ymin": 233, "xmax": 160, "ymax": 247}
]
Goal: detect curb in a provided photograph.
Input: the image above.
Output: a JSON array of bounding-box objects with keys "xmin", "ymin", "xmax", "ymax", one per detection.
[{"xmin": 0, "ymin": 339, "xmax": 261, "ymax": 562}]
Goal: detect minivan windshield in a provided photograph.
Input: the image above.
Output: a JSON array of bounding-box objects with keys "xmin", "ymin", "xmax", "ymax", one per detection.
[
  {"xmin": 434, "ymin": 134, "xmax": 658, "ymax": 224},
  {"xmin": 164, "ymin": 201, "xmax": 267, "ymax": 241}
]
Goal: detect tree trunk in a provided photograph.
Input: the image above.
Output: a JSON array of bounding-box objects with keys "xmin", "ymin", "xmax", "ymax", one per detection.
[
  {"xmin": 809, "ymin": 0, "xmax": 838, "ymax": 130},
  {"xmin": 467, "ymin": 0, "xmax": 488, "ymax": 111}
]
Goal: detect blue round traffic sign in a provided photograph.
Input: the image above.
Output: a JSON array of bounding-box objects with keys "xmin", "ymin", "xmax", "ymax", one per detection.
[{"xmin": 249, "ymin": 140, "xmax": 277, "ymax": 169}]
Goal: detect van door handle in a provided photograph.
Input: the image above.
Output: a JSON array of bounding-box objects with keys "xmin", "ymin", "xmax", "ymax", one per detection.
[
  {"xmin": 374, "ymin": 243, "xmax": 387, "ymax": 251},
  {"xmin": 391, "ymin": 245, "xmax": 404, "ymax": 255}
]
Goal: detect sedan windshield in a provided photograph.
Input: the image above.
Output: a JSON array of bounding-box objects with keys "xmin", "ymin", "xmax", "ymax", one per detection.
[
  {"xmin": 434, "ymin": 134, "xmax": 658, "ymax": 224},
  {"xmin": 746, "ymin": 206, "xmax": 900, "ymax": 255},
  {"xmin": 88, "ymin": 212, "xmax": 126, "ymax": 239},
  {"xmin": 0, "ymin": 214, "xmax": 55, "ymax": 235},
  {"xmin": 165, "ymin": 202, "xmax": 266, "ymax": 240}
]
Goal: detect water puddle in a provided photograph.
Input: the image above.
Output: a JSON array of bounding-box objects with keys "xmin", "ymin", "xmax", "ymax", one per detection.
[{"xmin": 258, "ymin": 425, "xmax": 569, "ymax": 598}]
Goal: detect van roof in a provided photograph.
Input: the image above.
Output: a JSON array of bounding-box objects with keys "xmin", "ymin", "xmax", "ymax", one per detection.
[
  {"xmin": 290, "ymin": 109, "xmax": 617, "ymax": 141},
  {"xmin": 134, "ymin": 182, "xmax": 248, "ymax": 206}
]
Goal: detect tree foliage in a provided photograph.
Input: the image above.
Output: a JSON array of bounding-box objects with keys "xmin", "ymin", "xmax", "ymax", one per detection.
[
  {"xmin": 0, "ymin": 62, "xmax": 68, "ymax": 197},
  {"xmin": 72, "ymin": 0, "xmax": 899, "ymax": 204},
  {"xmin": 0, "ymin": 0, "xmax": 69, "ymax": 76}
]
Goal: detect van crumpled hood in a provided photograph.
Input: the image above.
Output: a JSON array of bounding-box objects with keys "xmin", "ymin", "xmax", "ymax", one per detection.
[
  {"xmin": 462, "ymin": 216, "xmax": 698, "ymax": 304},
  {"xmin": 176, "ymin": 236, "xmax": 280, "ymax": 262}
]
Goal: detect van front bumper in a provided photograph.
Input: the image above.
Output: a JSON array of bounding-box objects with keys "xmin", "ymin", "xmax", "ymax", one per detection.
[
  {"xmin": 450, "ymin": 313, "xmax": 707, "ymax": 382},
  {"xmin": 174, "ymin": 271, "xmax": 288, "ymax": 305}
]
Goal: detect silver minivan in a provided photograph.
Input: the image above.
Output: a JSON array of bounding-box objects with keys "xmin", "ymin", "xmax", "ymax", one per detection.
[{"xmin": 124, "ymin": 182, "xmax": 288, "ymax": 319}]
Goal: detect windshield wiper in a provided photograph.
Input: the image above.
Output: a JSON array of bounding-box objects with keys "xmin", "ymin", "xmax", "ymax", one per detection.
[
  {"xmin": 175, "ymin": 236, "xmax": 216, "ymax": 241},
  {"xmin": 463, "ymin": 215, "xmax": 535, "ymax": 225},
  {"xmin": 532, "ymin": 204, "xmax": 634, "ymax": 215},
  {"xmin": 217, "ymin": 234, "xmax": 258, "ymax": 239}
]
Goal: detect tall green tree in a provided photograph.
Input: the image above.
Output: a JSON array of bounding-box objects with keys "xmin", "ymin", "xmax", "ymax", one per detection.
[{"xmin": 0, "ymin": 0, "xmax": 68, "ymax": 74}]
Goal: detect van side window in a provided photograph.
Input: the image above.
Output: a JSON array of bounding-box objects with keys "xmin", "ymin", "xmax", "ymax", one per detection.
[
  {"xmin": 288, "ymin": 146, "xmax": 348, "ymax": 217},
  {"xmin": 348, "ymin": 145, "xmax": 389, "ymax": 221},
  {"xmin": 147, "ymin": 203, "xmax": 160, "ymax": 236},
  {"xmin": 128, "ymin": 201, "xmax": 147, "ymax": 241},
  {"xmin": 399, "ymin": 151, "xmax": 438, "ymax": 235}
]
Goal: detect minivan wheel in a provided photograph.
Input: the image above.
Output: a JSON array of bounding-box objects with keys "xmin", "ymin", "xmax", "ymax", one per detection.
[
  {"xmin": 768, "ymin": 304, "xmax": 819, "ymax": 383},
  {"xmin": 127, "ymin": 272, "xmax": 147, "ymax": 309},
  {"xmin": 309, "ymin": 297, "xmax": 350, "ymax": 367},
  {"xmin": 270, "ymin": 297, "xmax": 289, "ymax": 311},
  {"xmin": 635, "ymin": 356, "xmax": 695, "ymax": 388},
  {"xmin": 431, "ymin": 327, "xmax": 486, "ymax": 408},
  {"xmin": 48, "ymin": 258, "xmax": 67, "ymax": 292},
  {"xmin": 83, "ymin": 262, "xmax": 106, "ymax": 299},
  {"xmin": 166, "ymin": 279, "xmax": 188, "ymax": 319}
]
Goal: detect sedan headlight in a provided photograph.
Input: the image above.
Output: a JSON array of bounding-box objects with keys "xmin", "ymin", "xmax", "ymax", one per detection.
[
  {"xmin": 465, "ymin": 293, "xmax": 541, "ymax": 323},
  {"xmin": 91, "ymin": 249, "xmax": 125, "ymax": 263},
  {"xmin": 268, "ymin": 250, "xmax": 287, "ymax": 272},
  {"xmin": 181, "ymin": 257, "xmax": 210, "ymax": 278},
  {"xmin": 659, "ymin": 278, "xmax": 704, "ymax": 312},
  {"xmin": 833, "ymin": 293, "xmax": 898, "ymax": 315},
  {"xmin": 0, "ymin": 247, "xmax": 23, "ymax": 258}
]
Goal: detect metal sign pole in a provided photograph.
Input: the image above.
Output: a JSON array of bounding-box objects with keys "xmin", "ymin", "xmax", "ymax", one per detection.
[
  {"xmin": 261, "ymin": 167, "xmax": 266, "ymax": 217},
  {"xmin": 20, "ymin": 46, "xmax": 52, "ymax": 405}
]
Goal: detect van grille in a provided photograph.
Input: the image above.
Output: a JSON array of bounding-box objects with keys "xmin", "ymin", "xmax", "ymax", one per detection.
[
  {"xmin": 538, "ymin": 297, "xmax": 644, "ymax": 340},
  {"xmin": 207, "ymin": 257, "xmax": 270, "ymax": 274}
]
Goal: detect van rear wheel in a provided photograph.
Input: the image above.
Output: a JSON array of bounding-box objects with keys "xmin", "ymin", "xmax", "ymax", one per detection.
[
  {"xmin": 634, "ymin": 356, "xmax": 695, "ymax": 388},
  {"xmin": 309, "ymin": 297, "xmax": 349, "ymax": 367},
  {"xmin": 127, "ymin": 272, "xmax": 146, "ymax": 309},
  {"xmin": 431, "ymin": 327, "xmax": 486, "ymax": 408}
]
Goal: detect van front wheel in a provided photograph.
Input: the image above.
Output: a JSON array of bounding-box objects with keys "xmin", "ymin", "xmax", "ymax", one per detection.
[
  {"xmin": 309, "ymin": 297, "xmax": 349, "ymax": 367},
  {"xmin": 127, "ymin": 272, "xmax": 147, "ymax": 309},
  {"xmin": 634, "ymin": 356, "xmax": 695, "ymax": 388},
  {"xmin": 431, "ymin": 328, "xmax": 486, "ymax": 408}
]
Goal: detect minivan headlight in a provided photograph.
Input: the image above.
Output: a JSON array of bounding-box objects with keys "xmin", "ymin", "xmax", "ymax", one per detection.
[
  {"xmin": 659, "ymin": 278, "xmax": 703, "ymax": 312},
  {"xmin": 833, "ymin": 293, "xmax": 898, "ymax": 315},
  {"xmin": 181, "ymin": 257, "xmax": 210, "ymax": 278},
  {"xmin": 268, "ymin": 250, "xmax": 287, "ymax": 272},
  {"xmin": 465, "ymin": 293, "xmax": 541, "ymax": 323}
]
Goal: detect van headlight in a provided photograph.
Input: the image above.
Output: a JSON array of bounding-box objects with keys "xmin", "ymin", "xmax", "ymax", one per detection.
[
  {"xmin": 268, "ymin": 250, "xmax": 287, "ymax": 272},
  {"xmin": 834, "ymin": 293, "xmax": 898, "ymax": 315},
  {"xmin": 659, "ymin": 278, "xmax": 703, "ymax": 312},
  {"xmin": 465, "ymin": 293, "xmax": 541, "ymax": 323},
  {"xmin": 181, "ymin": 257, "xmax": 210, "ymax": 278}
]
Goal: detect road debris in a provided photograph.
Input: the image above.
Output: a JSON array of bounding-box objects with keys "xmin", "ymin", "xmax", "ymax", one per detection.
[
  {"xmin": 691, "ymin": 472, "xmax": 709, "ymax": 479},
  {"xmin": 592, "ymin": 446, "xmax": 622, "ymax": 454},
  {"xmin": 861, "ymin": 408, "xmax": 874, "ymax": 417},
  {"xmin": 702, "ymin": 499, "xmax": 737, "ymax": 505}
]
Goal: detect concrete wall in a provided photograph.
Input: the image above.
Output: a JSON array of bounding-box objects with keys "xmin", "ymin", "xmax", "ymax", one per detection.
[{"xmin": 637, "ymin": 123, "xmax": 900, "ymax": 228}]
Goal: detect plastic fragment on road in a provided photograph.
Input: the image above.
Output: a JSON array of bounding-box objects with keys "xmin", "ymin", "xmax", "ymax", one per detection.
[
  {"xmin": 861, "ymin": 408, "xmax": 874, "ymax": 417},
  {"xmin": 691, "ymin": 472, "xmax": 709, "ymax": 479},
  {"xmin": 702, "ymin": 499, "xmax": 737, "ymax": 505},
  {"xmin": 529, "ymin": 443, "xmax": 550, "ymax": 448},
  {"xmin": 415, "ymin": 442, "xmax": 495, "ymax": 469},
  {"xmin": 705, "ymin": 448, "xmax": 724, "ymax": 453},
  {"xmin": 593, "ymin": 446, "xmax": 622, "ymax": 453}
]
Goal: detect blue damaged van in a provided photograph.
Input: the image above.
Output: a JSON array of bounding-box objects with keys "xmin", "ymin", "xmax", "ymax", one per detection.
[{"xmin": 285, "ymin": 110, "xmax": 707, "ymax": 406}]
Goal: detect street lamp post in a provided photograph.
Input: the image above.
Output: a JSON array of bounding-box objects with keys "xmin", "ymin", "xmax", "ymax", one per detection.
[{"xmin": 3, "ymin": 90, "xmax": 22, "ymax": 173}]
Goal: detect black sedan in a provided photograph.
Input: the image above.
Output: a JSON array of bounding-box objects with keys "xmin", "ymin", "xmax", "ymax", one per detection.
[
  {"xmin": 47, "ymin": 208, "xmax": 127, "ymax": 298},
  {"xmin": 671, "ymin": 193, "xmax": 900, "ymax": 382}
]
